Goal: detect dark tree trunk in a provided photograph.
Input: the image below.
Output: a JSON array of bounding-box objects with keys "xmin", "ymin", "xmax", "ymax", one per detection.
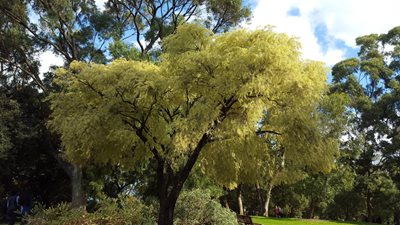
[
  {"xmin": 155, "ymin": 133, "xmax": 211, "ymax": 225},
  {"xmin": 366, "ymin": 188, "xmax": 372, "ymax": 222},
  {"xmin": 148, "ymin": 96, "xmax": 236, "ymax": 224},
  {"xmin": 221, "ymin": 194, "xmax": 231, "ymax": 209},
  {"xmin": 156, "ymin": 163, "xmax": 196, "ymax": 225},
  {"xmin": 394, "ymin": 207, "xmax": 399, "ymax": 225},
  {"xmin": 156, "ymin": 161, "xmax": 177, "ymax": 225},
  {"xmin": 222, "ymin": 188, "xmax": 230, "ymax": 209},
  {"xmin": 345, "ymin": 205, "xmax": 350, "ymax": 221},
  {"xmin": 47, "ymin": 139, "xmax": 86, "ymax": 209},
  {"xmin": 158, "ymin": 195, "xmax": 177, "ymax": 225},
  {"xmin": 223, "ymin": 196, "xmax": 230, "ymax": 209},
  {"xmin": 308, "ymin": 202, "xmax": 315, "ymax": 219}
]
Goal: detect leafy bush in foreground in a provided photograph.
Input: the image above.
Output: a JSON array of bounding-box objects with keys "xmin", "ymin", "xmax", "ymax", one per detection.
[
  {"xmin": 174, "ymin": 189, "xmax": 238, "ymax": 225},
  {"xmin": 26, "ymin": 197, "xmax": 156, "ymax": 225}
]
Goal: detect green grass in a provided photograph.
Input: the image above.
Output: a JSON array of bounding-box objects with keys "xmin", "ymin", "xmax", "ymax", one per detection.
[{"xmin": 250, "ymin": 217, "xmax": 379, "ymax": 225}]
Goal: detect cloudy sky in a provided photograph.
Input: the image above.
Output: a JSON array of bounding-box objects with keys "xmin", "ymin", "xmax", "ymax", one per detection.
[
  {"xmin": 247, "ymin": 0, "xmax": 400, "ymax": 65},
  {"xmin": 41, "ymin": 0, "xmax": 400, "ymax": 74}
]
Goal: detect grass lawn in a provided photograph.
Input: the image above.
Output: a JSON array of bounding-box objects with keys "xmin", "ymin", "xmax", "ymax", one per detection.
[{"xmin": 251, "ymin": 217, "xmax": 379, "ymax": 225}]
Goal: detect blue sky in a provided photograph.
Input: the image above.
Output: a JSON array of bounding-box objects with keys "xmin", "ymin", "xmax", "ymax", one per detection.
[
  {"xmin": 245, "ymin": 0, "xmax": 400, "ymax": 66},
  {"xmin": 41, "ymin": 0, "xmax": 400, "ymax": 75}
]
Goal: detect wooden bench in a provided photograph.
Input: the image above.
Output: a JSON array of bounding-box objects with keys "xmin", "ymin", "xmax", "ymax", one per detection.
[{"xmin": 237, "ymin": 215, "xmax": 261, "ymax": 225}]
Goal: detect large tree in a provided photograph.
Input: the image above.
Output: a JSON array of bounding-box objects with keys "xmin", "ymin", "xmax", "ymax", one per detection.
[
  {"xmin": 48, "ymin": 24, "xmax": 331, "ymax": 225},
  {"xmin": 0, "ymin": 0, "xmax": 251, "ymax": 208}
]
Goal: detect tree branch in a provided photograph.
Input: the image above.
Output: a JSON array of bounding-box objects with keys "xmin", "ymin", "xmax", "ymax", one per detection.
[{"xmin": 256, "ymin": 130, "xmax": 282, "ymax": 136}]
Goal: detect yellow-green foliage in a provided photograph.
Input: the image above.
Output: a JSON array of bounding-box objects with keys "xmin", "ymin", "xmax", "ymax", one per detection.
[
  {"xmin": 26, "ymin": 197, "xmax": 155, "ymax": 225},
  {"xmin": 174, "ymin": 189, "xmax": 238, "ymax": 225},
  {"xmin": 49, "ymin": 24, "xmax": 335, "ymax": 186}
]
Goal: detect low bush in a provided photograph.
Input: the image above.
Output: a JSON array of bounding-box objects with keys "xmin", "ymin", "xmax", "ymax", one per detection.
[
  {"xmin": 26, "ymin": 196, "xmax": 156, "ymax": 225},
  {"xmin": 174, "ymin": 189, "xmax": 238, "ymax": 225}
]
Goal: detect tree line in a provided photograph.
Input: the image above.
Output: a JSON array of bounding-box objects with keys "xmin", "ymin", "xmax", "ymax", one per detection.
[{"xmin": 1, "ymin": 0, "xmax": 400, "ymax": 224}]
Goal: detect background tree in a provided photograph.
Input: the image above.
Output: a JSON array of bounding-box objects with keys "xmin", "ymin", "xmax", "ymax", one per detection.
[
  {"xmin": 216, "ymin": 91, "xmax": 347, "ymax": 217},
  {"xmin": 104, "ymin": 0, "xmax": 251, "ymax": 56},
  {"xmin": 0, "ymin": 1, "xmax": 70, "ymax": 209},
  {"xmin": 0, "ymin": 94, "xmax": 19, "ymax": 157},
  {"xmin": 331, "ymin": 26, "xmax": 400, "ymax": 223}
]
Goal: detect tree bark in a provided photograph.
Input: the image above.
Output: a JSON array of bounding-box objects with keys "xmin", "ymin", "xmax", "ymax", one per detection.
[
  {"xmin": 237, "ymin": 184, "xmax": 244, "ymax": 215},
  {"xmin": 47, "ymin": 139, "xmax": 86, "ymax": 209},
  {"xmin": 221, "ymin": 194, "xmax": 230, "ymax": 209},
  {"xmin": 308, "ymin": 203, "xmax": 315, "ymax": 219},
  {"xmin": 264, "ymin": 181, "xmax": 273, "ymax": 217},
  {"xmin": 223, "ymin": 196, "xmax": 230, "ymax": 209},
  {"xmin": 158, "ymin": 194, "xmax": 177, "ymax": 225},
  {"xmin": 394, "ymin": 207, "xmax": 399, "ymax": 225},
  {"xmin": 256, "ymin": 181, "xmax": 264, "ymax": 215},
  {"xmin": 70, "ymin": 164, "xmax": 85, "ymax": 209},
  {"xmin": 222, "ymin": 188, "xmax": 230, "ymax": 209},
  {"xmin": 155, "ymin": 133, "xmax": 211, "ymax": 225},
  {"xmin": 366, "ymin": 188, "xmax": 372, "ymax": 222}
]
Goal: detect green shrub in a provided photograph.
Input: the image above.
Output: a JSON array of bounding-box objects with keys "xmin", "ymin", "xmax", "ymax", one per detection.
[
  {"xmin": 174, "ymin": 189, "xmax": 238, "ymax": 225},
  {"xmin": 26, "ymin": 196, "xmax": 156, "ymax": 225}
]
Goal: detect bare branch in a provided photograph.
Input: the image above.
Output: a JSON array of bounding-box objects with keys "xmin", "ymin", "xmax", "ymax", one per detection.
[
  {"xmin": 0, "ymin": 6, "xmax": 72, "ymax": 62},
  {"xmin": 256, "ymin": 130, "xmax": 282, "ymax": 136}
]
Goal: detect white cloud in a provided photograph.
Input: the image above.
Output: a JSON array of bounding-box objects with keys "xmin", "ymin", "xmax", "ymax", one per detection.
[
  {"xmin": 95, "ymin": 0, "xmax": 107, "ymax": 11},
  {"xmin": 38, "ymin": 51, "xmax": 64, "ymax": 77},
  {"xmin": 324, "ymin": 49, "xmax": 346, "ymax": 66},
  {"xmin": 313, "ymin": 0, "xmax": 400, "ymax": 48},
  {"xmin": 248, "ymin": 0, "xmax": 400, "ymax": 66}
]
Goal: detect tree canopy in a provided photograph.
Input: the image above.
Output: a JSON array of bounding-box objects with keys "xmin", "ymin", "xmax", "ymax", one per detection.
[{"xmin": 48, "ymin": 23, "xmax": 333, "ymax": 224}]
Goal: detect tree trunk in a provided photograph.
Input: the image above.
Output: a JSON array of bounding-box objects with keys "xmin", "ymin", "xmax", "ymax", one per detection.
[
  {"xmin": 237, "ymin": 184, "xmax": 244, "ymax": 215},
  {"xmin": 70, "ymin": 164, "xmax": 85, "ymax": 209},
  {"xmin": 256, "ymin": 181, "xmax": 264, "ymax": 215},
  {"xmin": 308, "ymin": 203, "xmax": 315, "ymax": 219},
  {"xmin": 366, "ymin": 189, "xmax": 372, "ymax": 222},
  {"xmin": 51, "ymin": 150, "xmax": 85, "ymax": 209},
  {"xmin": 345, "ymin": 205, "xmax": 350, "ymax": 221},
  {"xmin": 222, "ymin": 188, "xmax": 230, "ymax": 209},
  {"xmin": 264, "ymin": 181, "xmax": 273, "ymax": 217},
  {"xmin": 45, "ymin": 132, "xmax": 86, "ymax": 209},
  {"xmin": 394, "ymin": 207, "xmax": 399, "ymax": 225},
  {"xmin": 158, "ymin": 195, "xmax": 178, "ymax": 225},
  {"xmin": 155, "ymin": 133, "xmax": 210, "ymax": 225},
  {"xmin": 222, "ymin": 195, "xmax": 230, "ymax": 209}
]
